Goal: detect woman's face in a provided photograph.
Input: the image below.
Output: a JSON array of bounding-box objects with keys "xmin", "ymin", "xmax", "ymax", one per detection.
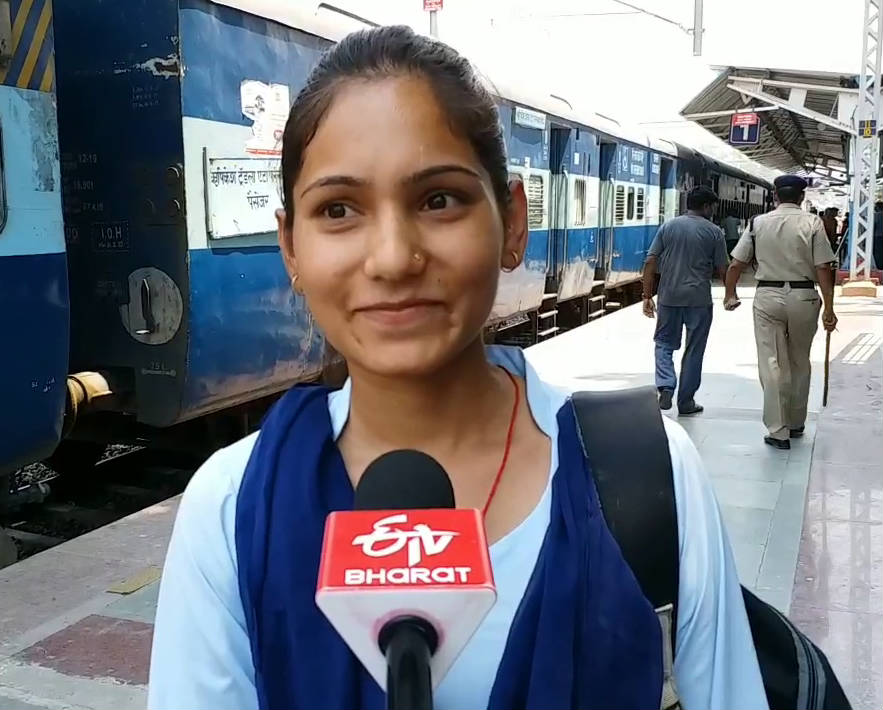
[{"xmin": 278, "ymin": 76, "xmax": 527, "ymax": 378}]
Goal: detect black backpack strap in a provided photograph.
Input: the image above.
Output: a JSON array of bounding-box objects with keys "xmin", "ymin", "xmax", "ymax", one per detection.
[{"xmin": 571, "ymin": 388, "xmax": 680, "ymax": 641}]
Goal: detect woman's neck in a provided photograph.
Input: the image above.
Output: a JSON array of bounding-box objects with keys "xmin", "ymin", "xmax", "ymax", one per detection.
[{"xmin": 345, "ymin": 340, "xmax": 512, "ymax": 453}]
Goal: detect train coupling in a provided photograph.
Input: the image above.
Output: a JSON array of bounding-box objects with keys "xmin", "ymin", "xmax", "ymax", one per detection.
[{"xmin": 62, "ymin": 371, "xmax": 120, "ymax": 437}]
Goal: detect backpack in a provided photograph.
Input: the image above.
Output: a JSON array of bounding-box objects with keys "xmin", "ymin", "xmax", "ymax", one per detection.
[{"xmin": 571, "ymin": 388, "xmax": 852, "ymax": 710}]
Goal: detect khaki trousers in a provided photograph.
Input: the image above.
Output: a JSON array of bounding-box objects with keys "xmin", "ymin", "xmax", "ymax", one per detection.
[{"xmin": 753, "ymin": 286, "xmax": 821, "ymax": 440}]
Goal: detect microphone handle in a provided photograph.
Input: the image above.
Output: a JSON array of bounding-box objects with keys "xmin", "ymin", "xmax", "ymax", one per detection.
[{"xmin": 380, "ymin": 617, "xmax": 437, "ymax": 710}]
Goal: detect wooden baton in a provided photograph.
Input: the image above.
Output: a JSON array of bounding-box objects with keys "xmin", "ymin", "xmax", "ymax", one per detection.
[{"xmin": 823, "ymin": 330, "xmax": 831, "ymax": 407}]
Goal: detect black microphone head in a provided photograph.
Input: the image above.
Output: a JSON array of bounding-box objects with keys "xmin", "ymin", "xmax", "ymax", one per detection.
[{"xmin": 354, "ymin": 450, "xmax": 455, "ymax": 511}]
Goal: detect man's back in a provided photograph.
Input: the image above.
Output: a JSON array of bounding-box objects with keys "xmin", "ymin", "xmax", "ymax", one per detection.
[
  {"xmin": 648, "ymin": 214, "xmax": 728, "ymax": 307},
  {"xmin": 733, "ymin": 205, "xmax": 833, "ymax": 281}
]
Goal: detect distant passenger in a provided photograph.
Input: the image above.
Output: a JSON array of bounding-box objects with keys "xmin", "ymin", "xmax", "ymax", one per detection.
[
  {"xmin": 874, "ymin": 202, "xmax": 883, "ymax": 269},
  {"xmin": 838, "ymin": 211, "xmax": 850, "ymax": 261},
  {"xmin": 724, "ymin": 175, "xmax": 836, "ymax": 450},
  {"xmin": 642, "ymin": 186, "xmax": 729, "ymax": 415},
  {"xmin": 722, "ymin": 206, "xmax": 742, "ymax": 255},
  {"xmin": 821, "ymin": 207, "xmax": 839, "ymax": 253}
]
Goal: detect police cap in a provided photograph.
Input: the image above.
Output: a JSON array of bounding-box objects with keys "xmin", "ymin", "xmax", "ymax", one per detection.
[{"xmin": 774, "ymin": 174, "xmax": 808, "ymax": 191}]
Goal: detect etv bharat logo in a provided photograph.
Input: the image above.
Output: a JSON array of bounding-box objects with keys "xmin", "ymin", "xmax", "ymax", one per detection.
[{"xmin": 352, "ymin": 513, "xmax": 457, "ymax": 567}]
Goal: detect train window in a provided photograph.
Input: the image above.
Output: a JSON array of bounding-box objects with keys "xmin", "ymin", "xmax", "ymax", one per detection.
[
  {"xmin": 636, "ymin": 188, "xmax": 645, "ymax": 220},
  {"xmin": 526, "ymin": 174, "xmax": 544, "ymax": 228},
  {"xmin": 573, "ymin": 178, "xmax": 587, "ymax": 226},
  {"xmin": 627, "ymin": 187, "xmax": 635, "ymax": 221},
  {"xmin": 615, "ymin": 185, "xmax": 625, "ymax": 225}
]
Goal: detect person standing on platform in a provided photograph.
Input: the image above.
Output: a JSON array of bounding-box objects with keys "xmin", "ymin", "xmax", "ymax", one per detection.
[
  {"xmin": 722, "ymin": 206, "xmax": 742, "ymax": 256},
  {"xmin": 873, "ymin": 202, "xmax": 883, "ymax": 269},
  {"xmin": 821, "ymin": 207, "xmax": 839, "ymax": 253},
  {"xmin": 642, "ymin": 186, "xmax": 729, "ymax": 415},
  {"xmin": 724, "ymin": 175, "xmax": 837, "ymax": 450}
]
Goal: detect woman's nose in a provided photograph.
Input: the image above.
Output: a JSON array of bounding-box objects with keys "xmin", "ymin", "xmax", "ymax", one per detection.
[{"xmin": 362, "ymin": 207, "xmax": 426, "ymax": 281}]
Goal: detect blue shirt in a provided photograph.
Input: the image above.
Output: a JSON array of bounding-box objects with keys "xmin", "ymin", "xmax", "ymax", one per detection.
[{"xmin": 148, "ymin": 346, "xmax": 768, "ymax": 710}]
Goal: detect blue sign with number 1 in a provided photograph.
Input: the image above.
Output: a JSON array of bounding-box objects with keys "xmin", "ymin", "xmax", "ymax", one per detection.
[{"xmin": 729, "ymin": 112, "xmax": 761, "ymax": 146}]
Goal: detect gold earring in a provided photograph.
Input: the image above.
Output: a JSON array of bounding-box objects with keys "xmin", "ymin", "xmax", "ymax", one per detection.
[
  {"xmin": 502, "ymin": 251, "xmax": 520, "ymax": 273},
  {"xmin": 291, "ymin": 274, "xmax": 300, "ymax": 292}
]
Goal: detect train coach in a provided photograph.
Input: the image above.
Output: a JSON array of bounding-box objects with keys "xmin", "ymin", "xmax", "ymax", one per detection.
[
  {"xmin": 0, "ymin": 0, "xmax": 69, "ymax": 477},
  {"xmin": 2, "ymin": 0, "xmax": 772, "ymax": 477}
]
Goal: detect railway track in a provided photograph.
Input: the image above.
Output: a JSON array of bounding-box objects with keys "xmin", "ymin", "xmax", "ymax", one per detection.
[{"xmin": 0, "ymin": 447, "xmax": 200, "ymax": 567}]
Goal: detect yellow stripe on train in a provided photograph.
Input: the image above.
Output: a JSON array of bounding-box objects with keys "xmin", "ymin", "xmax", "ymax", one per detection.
[{"xmin": 1, "ymin": 0, "xmax": 54, "ymax": 92}]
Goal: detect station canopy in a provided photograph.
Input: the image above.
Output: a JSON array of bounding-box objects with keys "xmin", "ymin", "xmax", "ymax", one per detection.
[{"xmin": 681, "ymin": 66, "xmax": 860, "ymax": 184}]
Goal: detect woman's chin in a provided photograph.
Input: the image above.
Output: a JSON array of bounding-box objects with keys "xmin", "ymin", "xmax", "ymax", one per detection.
[{"xmin": 346, "ymin": 336, "xmax": 473, "ymax": 379}]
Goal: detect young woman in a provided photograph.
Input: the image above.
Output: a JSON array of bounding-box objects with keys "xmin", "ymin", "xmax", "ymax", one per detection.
[{"xmin": 148, "ymin": 26, "xmax": 767, "ymax": 710}]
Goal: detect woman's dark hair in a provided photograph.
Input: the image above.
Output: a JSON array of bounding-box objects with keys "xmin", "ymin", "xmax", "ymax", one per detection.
[
  {"xmin": 280, "ymin": 25, "xmax": 509, "ymax": 226},
  {"xmin": 686, "ymin": 186, "xmax": 719, "ymax": 211}
]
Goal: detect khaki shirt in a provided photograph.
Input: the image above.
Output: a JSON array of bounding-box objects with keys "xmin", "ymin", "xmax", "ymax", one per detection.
[{"xmin": 731, "ymin": 204, "xmax": 835, "ymax": 281}]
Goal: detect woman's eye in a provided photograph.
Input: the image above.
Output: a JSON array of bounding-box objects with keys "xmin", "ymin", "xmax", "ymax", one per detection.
[
  {"xmin": 423, "ymin": 192, "xmax": 459, "ymax": 211},
  {"xmin": 323, "ymin": 203, "xmax": 353, "ymax": 219}
]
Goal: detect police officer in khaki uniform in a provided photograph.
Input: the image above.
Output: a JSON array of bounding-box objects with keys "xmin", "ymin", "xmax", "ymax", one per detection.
[{"xmin": 724, "ymin": 175, "xmax": 837, "ymax": 450}]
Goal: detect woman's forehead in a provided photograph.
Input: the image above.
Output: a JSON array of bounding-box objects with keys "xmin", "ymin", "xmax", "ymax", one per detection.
[{"xmin": 296, "ymin": 76, "xmax": 484, "ymax": 185}]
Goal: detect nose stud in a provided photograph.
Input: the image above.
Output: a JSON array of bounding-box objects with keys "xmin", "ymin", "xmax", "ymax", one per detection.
[{"xmin": 412, "ymin": 252, "xmax": 424, "ymax": 263}]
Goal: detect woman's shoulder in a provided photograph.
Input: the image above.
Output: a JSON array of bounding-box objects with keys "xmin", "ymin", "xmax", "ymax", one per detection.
[
  {"xmin": 173, "ymin": 432, "xmax": 261, "ymax": 549},
  {"xmin": 186, "ymin": 432, "xmax": 259, "ymax": 502}
]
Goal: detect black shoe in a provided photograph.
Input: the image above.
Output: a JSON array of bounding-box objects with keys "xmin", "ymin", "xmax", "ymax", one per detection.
[
  {"xmin": 764, "ymin": 436, "xmax": 791, "ymax": 450},
  {"xmin": 678, "ymin": 401, "xmax": 704, "ymax": 417},
  {"xmin": 790, "ymin": 426, "xmax": 805, "ymax": 438},
  {"xmin": 658, "ymin": 389, "xmax": 673, "ymax": 411}
]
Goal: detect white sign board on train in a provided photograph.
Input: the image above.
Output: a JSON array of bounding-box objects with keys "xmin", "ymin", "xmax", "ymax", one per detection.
[{"xmin": 205, "ymin": 156, "xmax": 283, "ymax": 239}]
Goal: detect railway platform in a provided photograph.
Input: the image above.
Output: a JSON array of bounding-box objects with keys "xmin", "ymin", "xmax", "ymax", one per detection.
[{"xmin": 0, "ymin": 282, "xmax": 880, "ymax": 710}]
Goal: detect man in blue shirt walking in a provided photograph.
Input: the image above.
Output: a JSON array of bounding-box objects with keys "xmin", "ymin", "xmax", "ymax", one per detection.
[{"xmin": 642, "ymin": 186, "xmax": 729, "ymax": 415}]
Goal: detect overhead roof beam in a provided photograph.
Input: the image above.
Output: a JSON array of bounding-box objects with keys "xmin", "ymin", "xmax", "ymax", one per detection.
[
  {"xmin": 726, "ymin": 80, "xmax": 853, "ymax": 133},
  {"xmin": 762, "ymin": 112, "xmax": 810, "ymax": 170},
  {"xmin": 683, "ymin": 105, "xmax": 780, "ymax": 120},
  {"xmin": 729, "ymin": 76, "xmax": 860, "ymax": 95}
]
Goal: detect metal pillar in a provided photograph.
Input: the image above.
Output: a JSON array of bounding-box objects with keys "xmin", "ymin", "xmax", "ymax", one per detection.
[
  {"xmin": 692, "ymin": 0, "xmax": 703, "ymax": 57},
  {"xmin": 850, "ymin": 0, "xmax": 883, "ymax": 280},
  {"xmin": 429, "ymin": 10, "xmax": 438, "ymax": 38}
]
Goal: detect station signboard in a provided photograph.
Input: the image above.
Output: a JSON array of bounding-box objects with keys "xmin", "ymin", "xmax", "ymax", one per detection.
[{"xmin": 729, "ymin": 112, "xmax": 761, "ymax": 146}]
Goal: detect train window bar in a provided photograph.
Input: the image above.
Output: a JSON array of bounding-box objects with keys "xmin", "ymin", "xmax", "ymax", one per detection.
[
  {"xmin": 573, "ymin": 178, "xmax": 587, "ymax": 226},
  {"xmin": 627, "ymin": 187, "xmax": 635, "ymax": 221},
  {"xmin": 636, "ymin": 188, "xmax": 645, "ymax": 221},
  {"xmin": 615, "ymin": 185, "xmax": 625, "ymax": 226},
  {"xmin": 527, "ymin": 174, "xmax": 545, "ymax": 229}
]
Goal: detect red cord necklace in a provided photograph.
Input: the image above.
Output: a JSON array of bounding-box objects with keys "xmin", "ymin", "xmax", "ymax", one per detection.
[{"xmin": 482, "ymin": 369, "xmax": 520, "ymax": 518}]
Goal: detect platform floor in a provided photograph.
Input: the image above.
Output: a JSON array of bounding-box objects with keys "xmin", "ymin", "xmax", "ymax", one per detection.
[{"xmin": 0, "ymin": 284, "xmax": 879, "ymax": 709}]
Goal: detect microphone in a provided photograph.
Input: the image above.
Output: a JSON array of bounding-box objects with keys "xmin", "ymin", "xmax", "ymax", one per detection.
[{"xmin": 316, "ymin": 450, "xmax": 496, "ymax": 710}]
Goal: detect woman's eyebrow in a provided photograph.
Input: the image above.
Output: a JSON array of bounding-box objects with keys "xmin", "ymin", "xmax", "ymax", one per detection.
[
  {"xmin": 300, "ymin": 175, "xmax": 367, "ymax": 197},
  {"xmin": 299, "ymin": 164, "xmax": 480, "ymax": 197},
  {"xmin": 402, "ymin": 164, "xmax": 481, "ymax": 185}
]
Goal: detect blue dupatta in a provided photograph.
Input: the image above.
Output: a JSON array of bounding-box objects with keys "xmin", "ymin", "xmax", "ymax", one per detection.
[{"xmin": 235, "ymin": 381, "xmax": 663, "ymax": 709}]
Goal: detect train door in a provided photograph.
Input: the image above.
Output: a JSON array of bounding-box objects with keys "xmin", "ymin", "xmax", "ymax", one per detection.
[
  {"xmin": 547, "ymin": 126, "xmax": 571, "ymax": 290},
  {"xmin": 659, "ymin": 158, "xmax": 673, "ymax": 223},
  {"xmin": 596, "ymin": 141, "xmax": 617, "ymax": 282}
]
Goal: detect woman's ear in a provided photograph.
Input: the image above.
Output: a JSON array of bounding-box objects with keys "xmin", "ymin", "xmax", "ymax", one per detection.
[
  {"xmin": 277, "ymin": 208, "xmax": 297, "ymax": 278},
  {"xmin": 503, "ymin": 178, "xmax": 529, "ymax": 265}
]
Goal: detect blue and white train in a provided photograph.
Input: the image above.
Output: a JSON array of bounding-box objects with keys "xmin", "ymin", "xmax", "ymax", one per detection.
[
  {"xmin": 0, "ymin": 0, "xmax": 772, "ymax": 475},
  {"xmin": 0, "ymin": 0, "xmax": 68, "ymax": 475}
]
